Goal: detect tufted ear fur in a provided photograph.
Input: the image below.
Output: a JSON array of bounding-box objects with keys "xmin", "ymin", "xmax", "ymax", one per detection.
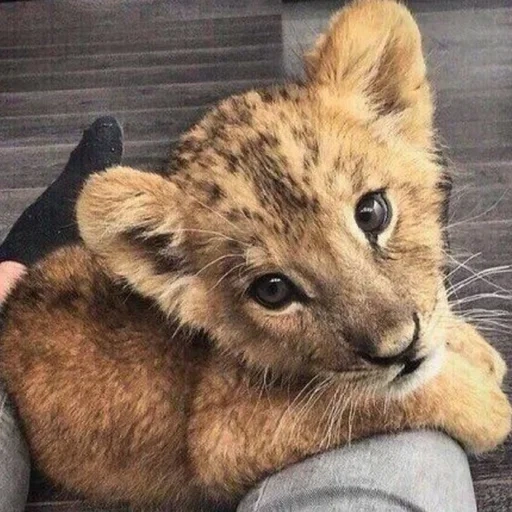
[
  {"xmin": 76, "ymin": 166, "xmax": 190, "ymax": 313},
  {"xmin": 305, "ymin": 0, "xmax": 433, "ymax": 148}
]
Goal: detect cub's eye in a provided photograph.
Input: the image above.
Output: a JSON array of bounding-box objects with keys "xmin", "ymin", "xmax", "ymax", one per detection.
[
  {"xmin": 248, "ymin": 274, "xmax": 298, "ymax": 310},
  {"xmin": 355, "ymin": 192, "xmax": 391, "ymax": 235}
]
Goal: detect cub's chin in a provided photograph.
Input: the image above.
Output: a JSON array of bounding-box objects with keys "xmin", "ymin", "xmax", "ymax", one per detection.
[{"xmin": 385, "ymin": 344, "xmax": 446, "ymax": 397}]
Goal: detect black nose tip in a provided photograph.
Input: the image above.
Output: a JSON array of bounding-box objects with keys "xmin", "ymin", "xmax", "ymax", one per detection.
[{"xmin": 359, "ymin": 345, "xmax": 417, "ymax": 367}]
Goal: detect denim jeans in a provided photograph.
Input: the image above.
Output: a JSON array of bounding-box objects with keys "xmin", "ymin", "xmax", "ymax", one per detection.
[
  {"xmin": 0, "ymin": 383, "xmax": 30, "ymax": 512},
  {"xmin": 238, "ymin": 430, "xmax": 477, "ymax": 512}
]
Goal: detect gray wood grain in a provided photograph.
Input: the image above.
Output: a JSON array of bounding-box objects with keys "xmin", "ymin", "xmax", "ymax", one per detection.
[
  {"xmin": 0, "ymin": 30, "xmax": 282, "ymax": 59},
  {"xmin": 0, "ymin": 59, "xmax": 282, "ymax": 92},
  {"xmin": 0, "ymin": 107, "xmax": 206, "ymax": 148},
  {"xmin": 0, "ymin": 14, "xmax": 280, "ymax": 47},
  {"xmin": 0, "ymin": 140, "xmax": 173, "ymax": 190},
  {"xmin": 436, "ymin": 88, "xmax": 512, "ymax": 124},
  {"xmin": 0, "ymin": 79, "xmax": 276, "ymax": 117},
  {"xmin": 0, "ymin": 44, "xmax": 282, "ymax": 76},
  {"xmin": 0, "ymin": 0, "xmax": 280, "ymax": 31},
  {"xmin": 474, "ymin": 480, "xmax": 512, "ymax": 512}
]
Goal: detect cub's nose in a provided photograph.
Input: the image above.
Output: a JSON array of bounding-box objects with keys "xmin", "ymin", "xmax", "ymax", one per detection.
[{"xmin": 358, "ymin": 313, "xmax": 420, "ymax": 366}]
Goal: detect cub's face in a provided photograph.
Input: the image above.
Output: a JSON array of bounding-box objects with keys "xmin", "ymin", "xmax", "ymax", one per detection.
[{"xmin": 78, "ymin": 0, "xmax": 449, "ymax": 392}]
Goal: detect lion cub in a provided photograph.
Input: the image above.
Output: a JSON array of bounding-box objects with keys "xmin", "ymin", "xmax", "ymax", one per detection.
[{"xmin": 0, "ymin": 0, "xmax": 510, "ymax": 510}]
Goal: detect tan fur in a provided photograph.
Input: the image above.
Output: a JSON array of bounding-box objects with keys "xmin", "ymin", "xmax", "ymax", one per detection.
[{"xmin": 0, "ymin": 1, "xmax": 510, "ymax": 509}]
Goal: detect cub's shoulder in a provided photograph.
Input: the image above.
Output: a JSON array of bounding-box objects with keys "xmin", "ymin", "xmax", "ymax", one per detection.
[
  {"xmin": 3, "ymin": 244, "xmax": 112, "ymax": 316},
  {"xmin": 0, "ymin": 244, "xmax": 177, "ymax": 379},
  {"xmin": 1, "ymin": 244, "xmax": 162, "ymax": 346}
]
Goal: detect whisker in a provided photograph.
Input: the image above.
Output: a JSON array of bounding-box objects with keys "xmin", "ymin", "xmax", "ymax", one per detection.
[
  {"xmin": 446, "ymin": 188, "xmax": 509, "ymax": 229},
  {"xmin": 188, "ymin": 194, "xmax": 244, "ymax": 234},
  {"xmin": 446, "ymin": 264, "xmax": 511, "ymax": 297},
  {"xmin": 173, "ymin": 228, "xmax": 251, "ymax": 247},
  {"xmin": 192, "ymin": 253, "xmax": 244, "ymax": 278},
  {"xmin": 208, "ymin": 262, "xmax": 247, "ymax": 292},
  {"xmin": 445, "ymin": 252, "xmax": 482, "ymax": 280},
  {"xmin": 450, "ymin": 292, "xmax": 512, "ymax": 306}
]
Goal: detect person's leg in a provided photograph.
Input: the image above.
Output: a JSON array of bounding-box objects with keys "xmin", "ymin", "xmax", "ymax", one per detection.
[
  {"xmin": 0, "ymin": 381, "xmax": 30, "ymax": 512},
  {"xmin": 0, "ymin": 262, "xmax": 30, "ymax": 512},
  {"xmin": 238, "ymin": 430, "xmax": 477, "ymax": 512},
  {"xmin": 0, "ymin": 117, "xmax": 123, "ymax": 512}
]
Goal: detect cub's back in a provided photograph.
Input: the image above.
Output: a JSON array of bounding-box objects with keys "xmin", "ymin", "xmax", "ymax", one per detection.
[{"xmin": 0, "ymin": 245, "xmax": 199, "ymax": 506}]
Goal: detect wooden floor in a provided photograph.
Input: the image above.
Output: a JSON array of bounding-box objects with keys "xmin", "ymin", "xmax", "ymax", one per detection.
[
  {"xmin": 0, "ymin": 0, "xmax": 282, "ymax": 243},
  {"xmin": 0, "ymin": 0, "xmax": 511, "ymax": 510}
]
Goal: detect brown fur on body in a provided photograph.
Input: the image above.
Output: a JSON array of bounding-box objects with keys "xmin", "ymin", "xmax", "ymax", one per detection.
[{"xmin": 0, "ymin": 1, "xmax": 510, "ymax": 510}]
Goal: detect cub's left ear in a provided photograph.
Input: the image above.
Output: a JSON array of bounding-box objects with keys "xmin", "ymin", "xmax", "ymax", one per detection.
[
  {"xmin": 305, "ymin": 0, "xmax": 433, "ymax": 148},
  {"xmin": 76, "ymin": 166, "xmax": 189, "ymax": 311}
]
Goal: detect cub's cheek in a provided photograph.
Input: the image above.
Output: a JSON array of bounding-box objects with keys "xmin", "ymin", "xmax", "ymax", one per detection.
[{"xmin": 243, "ymin": 303, "xmax": 309, "ymax": 335}]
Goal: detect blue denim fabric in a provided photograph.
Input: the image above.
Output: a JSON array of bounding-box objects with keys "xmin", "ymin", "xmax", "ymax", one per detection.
[{"xmin": 0, "ymin": 383, "xmax": 30, "ymax": 512}]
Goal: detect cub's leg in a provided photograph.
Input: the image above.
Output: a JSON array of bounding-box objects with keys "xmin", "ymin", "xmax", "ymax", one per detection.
[
  {"xmin": 445, "ymin": 314, "xmax": 507, "ymax": 385},
  {"xmin": 190, "ymin": 348, "xmax": 511, "ymax": 504},
  {"xmin": 0, "ymin": 246, "xmax": 197, "ymax": 509}
]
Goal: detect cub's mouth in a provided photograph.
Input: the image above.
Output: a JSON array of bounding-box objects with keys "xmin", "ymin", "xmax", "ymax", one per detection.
[
  {"xmin": 354, "ymin": 308, "xmax": 446, "ymax": 394},
  {"xmin": 395, "ymin": 357, "xmax": 426, "ymax": 379},
  {"xmin": 387, "ymin": 344, "xmax": 445, "ymax": 395}
]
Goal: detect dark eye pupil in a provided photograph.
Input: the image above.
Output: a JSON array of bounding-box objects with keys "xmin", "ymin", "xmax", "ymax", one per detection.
[
  {"xmin": 249, "ymin": 274, "xmax": 296, "ymax": 309},
  {"xmin": 355, "ymin": 193, "xmax": 390, "ymax": 234},
  {"xmin": 265, "ymin": 280, "xmax": 282, "ymax": 299},
  {"xmin": 258, "ymin": 278, "xmax": 288, "ymax": 304}
]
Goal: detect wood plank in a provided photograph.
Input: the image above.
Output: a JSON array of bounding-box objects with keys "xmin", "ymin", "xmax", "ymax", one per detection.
[
  {"xmin": 449, "ymin": 220, "xmax": 512, "ymax": 269},
  {"xmin": 0, "ymin": 59, "xmax": 282, "ymax": 93},
  {"xmin": 436, "ymin": 88, "xmax": 512, "ymax": 124},
  {"xmin": 449, "ymin": 147, "xmax": 512, "ymax": 164},
  {"xmin": 473, "ymin": 479, "xmax": 512, "ymax": 512},
  {"xmin": 0, "ymin": 107, "xmax": 206, "ymax": 148},
  {"xmin": 471, "ymin": 441, "xmax": 512, "ymax": 482},
  {"xmin": 0, "ymin": 44, "xmax": 282, "ymax": 76},
  {"xmin": 416, "ymin": 8, "xmax": 512, "ymax": 46},
  {"xmin": 0, "ymin": 0, "xmax": 280, "ymax": 31},
  {"xmin": 410, "ymin": 0, "xmax": 512, "ymax": 12},
  {"xmin": 0, "ymin": 79, "xmax": 277, "ymax": 117},
  {"xmin": 431, "ymin": 68, "xmax": 512, "ymax": 93},
  {"xmin": 0, "ymin": 30, "xmax": 282, "ymax": 59},
  {"xmin": 451, "ymin": 162, "xmax": 512, "ymax": 187},
  {"xmin": 448, "ymin": 183, "xmax": 512, "ymax": 224},
  {"xmin": 0, "ymin": 14, "xmax": 280, "ymax": 47},
  {"xmin": 439, "ymin": 120, "xmax": 512, "ymax": 152}
]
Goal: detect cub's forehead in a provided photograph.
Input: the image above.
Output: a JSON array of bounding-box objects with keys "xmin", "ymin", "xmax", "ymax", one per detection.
[
  {"xmin": 169, "ymin": 85, "xmax": 436, "ymax": 231},
  {"xmin": 171, "ymin": 87, "xmax": 323, "ymax": 218}
]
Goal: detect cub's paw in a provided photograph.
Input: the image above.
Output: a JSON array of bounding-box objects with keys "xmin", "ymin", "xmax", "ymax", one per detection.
[
  {"xmin": 446, "ymin": 320, "xmax": 507, "ymax": 386},
  {"xmin": 441, "ymin": 355, "xmax": 512, "ymax": 454},
  {"xmin": 460, "ymin": 386, "xmax": 511, "ymax": 454},
  {"xmin": 482, "ymin": 345, "xmax": 507, "ymax": 386}
]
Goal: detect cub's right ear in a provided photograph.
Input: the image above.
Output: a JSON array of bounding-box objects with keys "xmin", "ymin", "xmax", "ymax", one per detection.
[{"xmin": 76, "ymin": 166, "xmax": 189, "ymax": 311}]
